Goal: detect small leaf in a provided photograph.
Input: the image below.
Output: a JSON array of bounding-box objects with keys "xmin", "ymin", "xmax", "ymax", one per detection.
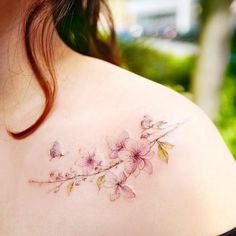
[
  {"xmin": 96, "ymin": 175, "xmax": 105, "ymax": 191},
  {"xmin": 158, "ymin": 144, "xmax": 169, "ymax": 163},
  {"xmin": 67, "ymin": 182, "xmax": 74, "ymax": 194},
  {"xmin": 160, "ymin": 142, "xmax": 174, "ymax": 149}
]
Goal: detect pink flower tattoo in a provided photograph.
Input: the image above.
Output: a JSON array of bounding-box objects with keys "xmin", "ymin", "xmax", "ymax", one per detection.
[
  {"xmin": 107, "ymin": 131, "xmax": 130, "ymax": 159},
  {"xmin": 119, "ymin": 139, "xmax": 154, "ymax": 176},
  {"xmin": 29, "ymin": 115, "xmax": 186, "ymax": 201},
  {"xmin": 105, "ymin": 171, "xmax": 135, "ymax": 201},
  {"xmin": 78, "ymin": 149, "xmax": 102, "ymax": 174}
]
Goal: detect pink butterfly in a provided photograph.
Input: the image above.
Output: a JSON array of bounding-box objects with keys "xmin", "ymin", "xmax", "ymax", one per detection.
[{"xmin": 49, "ymin": 141, "xmax": 64, "ymax": 160}]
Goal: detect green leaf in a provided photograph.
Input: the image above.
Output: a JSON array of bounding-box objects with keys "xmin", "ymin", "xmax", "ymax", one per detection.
[
  {"xmin": 96, "ymin": 175, "xmax": 105, "ymax": 191},
  {"xmin": 67, "ymin": 181, "xmax": 74, "ymax": 194},
  {"xmin": 160, "ymin": 142, "xmax": 174, "ymax": 149},
  {"xmin": 158, "ymin": 144, "xmax": 169, "ymax": 163}
]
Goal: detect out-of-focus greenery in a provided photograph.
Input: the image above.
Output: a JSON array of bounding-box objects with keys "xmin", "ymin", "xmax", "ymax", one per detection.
[
  {"xmin": 216, "ymin": 76, "xmax": 236, "ymax": 157},
  {"xmin": 119, "ymin": 39, "xmax": 236, "ymax": 158},
  {"xmin": 119, "ymin": 39, "xmax": 195, "ymax": 92}
]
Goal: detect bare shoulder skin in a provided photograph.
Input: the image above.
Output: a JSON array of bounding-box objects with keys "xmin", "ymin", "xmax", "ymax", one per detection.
[{"xmin": 0, "ymin": 51, "xmax": 236, "ymax": 236}]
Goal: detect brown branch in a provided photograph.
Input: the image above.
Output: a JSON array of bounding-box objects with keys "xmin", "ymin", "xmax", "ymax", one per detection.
[
  {"xmin": 29, "ymin": 160, "xmax": 124, "ymax": 185},
  {"xmin": 148, "ymin": 119, "xmax": 188, "ymax": 148}
]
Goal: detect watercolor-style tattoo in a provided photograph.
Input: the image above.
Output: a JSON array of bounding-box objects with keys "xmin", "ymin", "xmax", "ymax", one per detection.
[
  {"xmin": 49, "ymin": 141, "xmax": 64, "ymax": 160},
  {"xmin": 29, "ymin": 115, "xmax": 185, "ymax": 201}
]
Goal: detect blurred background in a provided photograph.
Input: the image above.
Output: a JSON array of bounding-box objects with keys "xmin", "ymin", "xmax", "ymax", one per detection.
[{"xmin": 107, "ymin": 0, "xmax": 236, "ymax": 159}]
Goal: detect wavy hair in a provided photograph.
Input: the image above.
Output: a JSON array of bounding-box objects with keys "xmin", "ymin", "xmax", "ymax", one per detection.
[{"xmin": 9, "ymin": 0, "xmax": 120, "ymax": 139}]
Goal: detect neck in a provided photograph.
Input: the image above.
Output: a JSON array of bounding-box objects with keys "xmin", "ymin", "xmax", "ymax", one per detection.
[
  {"xmin": 0, "ymin": 1, "xmax": 72, "ymax": 133},
  {"xmin": 0, "ymin": 0, "xmax": 27, "ymax": 127}
]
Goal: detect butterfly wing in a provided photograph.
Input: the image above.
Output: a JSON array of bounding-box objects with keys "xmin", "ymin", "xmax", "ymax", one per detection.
[{"xmin": 50, "ymin": 141, "xmax": 63, "ymax": 159}]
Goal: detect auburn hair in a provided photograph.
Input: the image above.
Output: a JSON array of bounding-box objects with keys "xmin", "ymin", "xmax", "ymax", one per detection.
[{"xmin": 9, "ymin": 0, "xmax": 120, "ymax": 139}]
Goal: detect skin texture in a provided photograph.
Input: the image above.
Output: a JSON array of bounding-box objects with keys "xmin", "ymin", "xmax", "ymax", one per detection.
[{"xmin": 0, "ymin": 1, "xmax": 236, "ymax": 236}]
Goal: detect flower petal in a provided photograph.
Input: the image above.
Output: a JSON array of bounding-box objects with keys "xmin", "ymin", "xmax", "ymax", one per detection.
[
  {"xmin": 138, "ymin": 139, "xmax": 151, "ymax": 155},
  {"xmin": 143, "ymin": 159, "xmax": 153, "ymax": 175},
  {"xmin": 124, "ymin": 139, "xmax": 138, "ymax": 152},
  {"xmin": 143, "ymin": 150, "xmax": 155, "ymax": 160},
  {"xmin": 138, "ymin": 159, "xmax": 145, "ymax": 170},
  {"xmin": 106, "ymin": 131, "xmax": 130, "ymax": 153},
  {"xmin": 117, "ymin": 150, "xmax": 130, "ymax": 161},
  {"xmin": 110, "ymin": 186, "xmax": 120, "ymax": 201},
  {"xmin": 133, "ymin": 167, "xmax": 141, "ymax": 177},
  {"xmin": 110, "ymin": 150, "xmax": 119, "ymax": 159},
  {"xmin": 104, "ymin": 171, "xmax": 118, "ymax": 187},
  {"xmin": 119, "ymin": 171, "xmax": 127, "ymax": 184},
  {"xmin": 120, "ymin": 185, "xmax": 136, "ymax": 199},
  {"xmin": 124, "ymin": 160, "xmax": 138, "ymax": 175}
]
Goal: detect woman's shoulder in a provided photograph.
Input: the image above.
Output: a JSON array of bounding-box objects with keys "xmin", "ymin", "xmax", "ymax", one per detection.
[
  {"xmin": 61, "ymin": 53, "xmax": 221, "ymax": 138},
  {"xmin": 54, "ymin": 54, "xmax": 236, "ymax": 234},
  {"xmin": 60, "ymin": 53, "xmax": 200, "ymax": 115},
  {"xmin": 2, "ymin": 54, "xmax": 235, "ymax": 236}
]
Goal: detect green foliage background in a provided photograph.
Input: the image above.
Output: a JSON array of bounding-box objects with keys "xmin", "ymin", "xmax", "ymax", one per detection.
[{"xmin": 216, "ymin": 76, "xmax": 236, "ymax": 157}]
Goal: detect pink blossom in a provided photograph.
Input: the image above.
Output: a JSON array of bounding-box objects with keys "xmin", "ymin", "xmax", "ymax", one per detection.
[
  {"xmin": 119, "ymin": 139, "xmax": 154, "ymax": 176},
  {"xmin": 105, "ymin": 171, "xmax": 135, "ymax": 201},
  {"xmin": 107, "ymin": 131, "xmax": 130, "ymax": 159},
  {"xmin": 80, "ymin": 150, "xmax": 101, "ymax": 174}
]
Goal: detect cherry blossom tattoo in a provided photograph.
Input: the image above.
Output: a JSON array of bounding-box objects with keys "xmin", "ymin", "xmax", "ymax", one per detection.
[{"xmin": 29, "ymin": 115, "xmax": 185, "ymax": 201}]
